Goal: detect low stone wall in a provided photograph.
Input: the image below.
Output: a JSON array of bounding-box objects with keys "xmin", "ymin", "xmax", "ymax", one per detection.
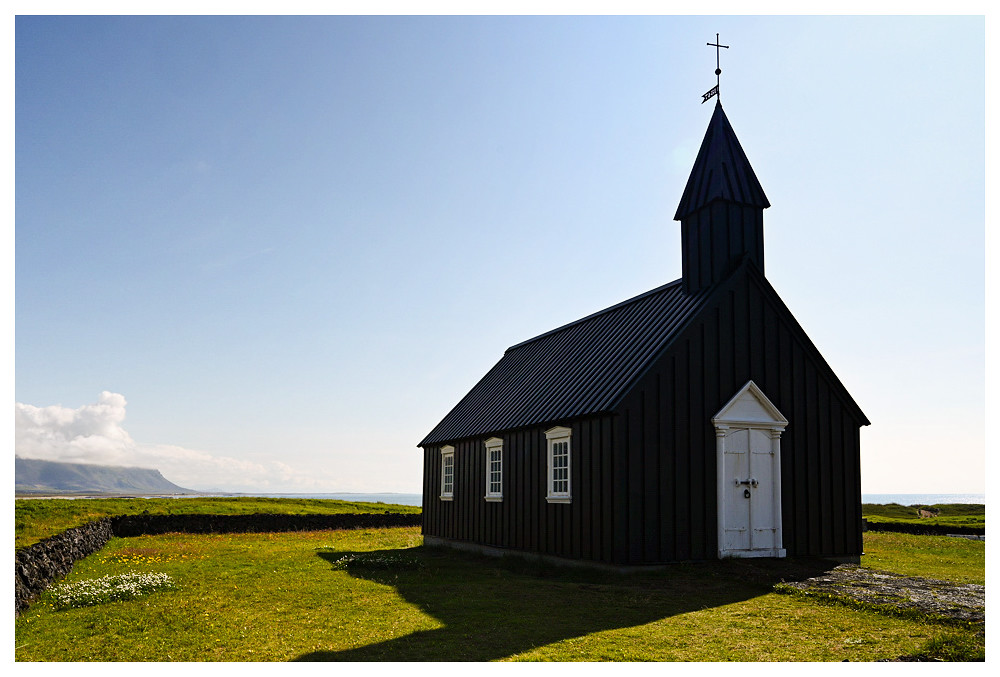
[
  {"xmin": 110, "ymin": 512, "xmax": 421, "ymax": 537},
  {"xmin": 865, "ymin": 521, "xmax": 984, "ymax": 537},
  {"xmin": 15, "ymin": 512, "xmax": 422, "ymax": 616},
  {"xmin": 15, "ymin": 518, "xmax": 114, "ymax": 616}
]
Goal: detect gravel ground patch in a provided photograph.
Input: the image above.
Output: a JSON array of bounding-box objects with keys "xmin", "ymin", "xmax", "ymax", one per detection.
[{"xmin": 778, "ymin": 564, "xmax": 984, "ymax": 626}]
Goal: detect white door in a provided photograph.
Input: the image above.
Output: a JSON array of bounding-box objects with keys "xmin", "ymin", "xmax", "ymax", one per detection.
[
  {"xmin": 722, "ymin": 428, "xmax": 778, "ymax": 553},
  {"xmin": 713, "ymin": 381, "xmax": 787, "ymax": 558}
]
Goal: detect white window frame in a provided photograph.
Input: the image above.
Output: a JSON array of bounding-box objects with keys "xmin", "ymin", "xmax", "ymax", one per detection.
[
  {"xmin": 484, "ymin": 437, "xmax": 503, "ymax": 502},
  {"xmin": 545, "ymin": 426, "xmax": 572, "ymax": 503},
  {"xmin": 440, "ymin": 445, "xmax": 455, "ymax": 501}
]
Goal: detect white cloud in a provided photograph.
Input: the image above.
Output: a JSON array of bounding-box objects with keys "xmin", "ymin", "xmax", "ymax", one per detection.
[{"xmin": 13, "ymin": 391, "xmax": 334, "ymax": 492}]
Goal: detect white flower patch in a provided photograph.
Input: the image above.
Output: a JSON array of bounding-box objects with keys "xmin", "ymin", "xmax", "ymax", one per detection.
[
  {"xmin": 50, "ymin": 572, "xmax": 175, "ymax": 609},
  {"xmin": 328, "ymin": 552, "xmax": 422, "ymax": 571}
]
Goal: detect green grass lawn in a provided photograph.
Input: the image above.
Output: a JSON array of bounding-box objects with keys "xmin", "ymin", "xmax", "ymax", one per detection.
[
  {"xmin": 15, "ymin": 526, "xmax": 985, "ymax": 662},
  {"xmin": 14, "ymin": 498, "xmax": 985, "ymax": 661},
  {"xmin": 861, "ymin": 531, "xmax": 985, "ymax": 585}
]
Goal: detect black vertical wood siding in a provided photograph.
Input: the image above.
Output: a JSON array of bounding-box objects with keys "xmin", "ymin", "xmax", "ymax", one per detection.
[
  {"xmin": 421, "ymin": 415, "xmax": 620, "ymax": 564},
  {"xmin": 681, "ymin": 203, "xmax": 765, "ymax": 294},
  {"xmin": 421, "ymin": 263, "xmax": 865, "ymax": 565},
  {"xmin": 609, "ymin": 267, "xmax": 865, "ymax": 562}
]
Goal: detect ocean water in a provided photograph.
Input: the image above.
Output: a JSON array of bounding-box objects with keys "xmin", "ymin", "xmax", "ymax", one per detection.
[
  {"xmin": 861, "ymin": 493, "xmax": 985, "ymax": 506},
  {"xmin": 241, "ymin": 493, "xmax": 424, "ymax": 506}
]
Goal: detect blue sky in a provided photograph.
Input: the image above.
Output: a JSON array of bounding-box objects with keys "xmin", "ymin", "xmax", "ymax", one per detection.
[{"xmin": 13, "ymin": 14, "xmax": 985, "ymax": 494}]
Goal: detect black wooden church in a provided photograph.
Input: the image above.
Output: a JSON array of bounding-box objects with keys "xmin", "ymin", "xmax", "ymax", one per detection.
[{"xmin": 418, "ymin": 90, "xmax": 869, "ymax": 566}]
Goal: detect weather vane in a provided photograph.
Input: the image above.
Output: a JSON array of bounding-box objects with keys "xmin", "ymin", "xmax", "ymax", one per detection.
[{"xmin": 702, "ymin": 33, "xmax": 729, "ymax": 104}]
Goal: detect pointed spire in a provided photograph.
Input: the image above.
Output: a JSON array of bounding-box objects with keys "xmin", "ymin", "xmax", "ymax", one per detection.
[{"xmin": 674, "ymin": 102, "xmax": 770, "ymax": 221}]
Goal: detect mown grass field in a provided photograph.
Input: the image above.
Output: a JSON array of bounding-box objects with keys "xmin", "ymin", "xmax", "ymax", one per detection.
[
  {"xmin": 15, "ymin": 496, "xmax": 420, "ymax": 549},
  {"xmin": 861, "ymin": 530, "xmax": 984, "ymax": 585},
  {"xmin": 14, "ymin": 499, "xmax": 986, "ymax": 662}
]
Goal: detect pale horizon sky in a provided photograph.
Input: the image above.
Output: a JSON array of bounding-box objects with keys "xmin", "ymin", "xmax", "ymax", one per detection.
[{"xmin": 13, "ymin": 13, "xmax": 986, "ymax": 495}]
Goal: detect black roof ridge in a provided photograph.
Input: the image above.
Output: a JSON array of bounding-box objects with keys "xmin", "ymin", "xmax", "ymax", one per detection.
[{"xmin": 504, "ymin": 278, "xmax": 684, "ymax": 354}]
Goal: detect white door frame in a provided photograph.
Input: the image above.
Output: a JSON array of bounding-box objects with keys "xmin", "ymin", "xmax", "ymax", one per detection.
[{"xmin": 713, "ymin": 381, "xmax": 788, "ymax": 559}]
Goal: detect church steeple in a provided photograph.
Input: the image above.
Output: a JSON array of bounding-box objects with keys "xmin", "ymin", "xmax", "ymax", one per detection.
[{"xmin": 674, "ymin": 101, "xmax": 770, "ymax": 294}]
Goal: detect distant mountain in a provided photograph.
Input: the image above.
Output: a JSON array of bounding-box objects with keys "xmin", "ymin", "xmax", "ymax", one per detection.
[{"xmin": 15, "ymin": 457, "xmax": 194, "ymax": 495}]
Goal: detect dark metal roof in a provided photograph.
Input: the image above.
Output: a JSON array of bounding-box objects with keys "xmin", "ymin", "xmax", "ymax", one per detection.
[
  {"xmin": 674, "ymin": 101, "xmax": 770, "ymax": 220},
  {"xmin": 418, "ymin": 280, "xmax": 709, "ymax": 447}
]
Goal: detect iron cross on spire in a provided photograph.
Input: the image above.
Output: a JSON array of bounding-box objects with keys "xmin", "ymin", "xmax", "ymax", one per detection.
[{"xmin": 702, "ymin": 33, "xmax": 729, "ymax": 104}]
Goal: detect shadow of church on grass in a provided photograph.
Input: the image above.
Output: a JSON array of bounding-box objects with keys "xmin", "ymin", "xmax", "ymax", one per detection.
[{"xmin": 293, "ymin": 545, "xmax": 836, "ymax": 661}]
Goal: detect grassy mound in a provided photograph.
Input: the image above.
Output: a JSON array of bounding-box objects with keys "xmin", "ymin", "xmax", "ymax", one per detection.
[{"xmin": 862, "ymin": 503, "xmax": 984, "ymax": 531}]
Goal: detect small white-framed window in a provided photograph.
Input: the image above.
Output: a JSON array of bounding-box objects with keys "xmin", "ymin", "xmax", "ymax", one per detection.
[
  {"xmin": 440, "ymin": 445, "xmax": 455, "ymax": 500},
  {"xmin": 484, "ymin": 437, "xmax": 503, "ymax": 502},
  {"xmin": 545, "ymin": 426, "xmax": 572, "ymax": 503}
]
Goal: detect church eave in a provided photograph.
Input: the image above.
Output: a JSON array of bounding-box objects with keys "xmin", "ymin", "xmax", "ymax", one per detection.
[{"xmin": 674, "ymin": 194, "xmax": 770, "ymax": 222}]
